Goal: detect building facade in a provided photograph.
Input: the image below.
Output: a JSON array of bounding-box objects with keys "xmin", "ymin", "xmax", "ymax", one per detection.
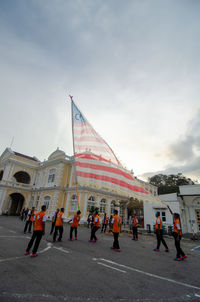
[{"xmin": 0, "ymin": 148, "xmax": 157, "ymax": 222}]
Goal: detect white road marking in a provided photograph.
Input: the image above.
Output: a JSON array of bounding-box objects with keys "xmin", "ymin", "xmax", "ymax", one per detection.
[
  {"xmin": 9, "ymin": 230, "xmax": 16, "ymax": 234},
  {"xmin": 191, "ymin": 245, "xmax": 200, "ymax": 251},
  {"xmin": 53, "ymin": 246, "xmax": 70, "ymax": 254},
  {"xmin": 195, "ymin": 293, "xmax": 200, "ymax": 297},
  {"xmin": 97, "ymin": 262, "xmax": 126, "ymax": 273},
  {"xmin": 97, "ymin": 258, "xmax": 200, "ymax": 291}
]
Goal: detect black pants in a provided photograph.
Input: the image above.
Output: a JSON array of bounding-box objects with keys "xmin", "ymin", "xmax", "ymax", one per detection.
[
  {"xmin": 113, "ymin": 232, "xmax": 120, "ymax": 249},
  {"xmin": 53, "ymin": 226, "xmax": 63, "ymax": 241},
  {"xmin": 101, "ymin": 224, "xmax": 107, "ymax": 233},
  {"xmin": 26, "ymin": 230, "xmax": 43, "ymax": 254},
  {"xmin": 156, "ymin": 230, "xmax": 168, "ymax": 249},
  {"xmin": 70, "ymin": 227, "xmax": 77, "ymax": 239},
  {"xmin": 24, "ymin": 221, "xmax": 32, "ymax": 233},
  {"xmin": 132, "ymin": 226, "xmax": 138, "ymax": 239},
  {"xmin": 90, "ymin": 226, "xmax": 99, "ymax": 241},
  {"xmin": 50, "ymin": 222, "xmax": 55, "ymax": 235},
  {"xmin": 173, "ymin": 233, "xmax": 185, "ymax": 258}
]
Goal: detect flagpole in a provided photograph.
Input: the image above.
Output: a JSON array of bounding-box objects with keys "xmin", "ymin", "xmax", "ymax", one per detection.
[{"xmin": 69, "ymin": 95, "xmax": 80, "ymax": 210}]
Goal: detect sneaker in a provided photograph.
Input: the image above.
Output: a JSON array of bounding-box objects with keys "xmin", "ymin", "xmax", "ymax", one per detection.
[
  {"xmin": 115, "ymin": 249, "xmax": 121, "ymax": 252},
  {"xmin": 69, "ymin": 238, "xmax": 73, "ymax": 241},
  {"xmin": 153, "ymin": 249, "xmax": 160, "ymax": 252},
  {"xmin": 165, "ymin": 248, "xmax": 169, "ymax": 252},
  {"xmin": 31, "ymin": 253, "xmax": 37, "ymax": 257},
  {"xmin": 182, "ymin": 255, "xmax": 187, "ymax": 259},
  {"xmin": 110, "ymin": 246, "xmax": 115, "ymax": 249},
  {"xmin": 25, "ymin": 251, "xmax": 30, "ymax": 255},
  {"xmin": 174, "ymin": 257, "xmax": 181, "ymax": 261},
  {"xmin": 75, "ymin": 237, "xmax": 77, "ymax": 240},
  {"xmin": 132, "ymin": 238, "xmax": 135, "ymax": 240},
  {"xmin": 88, "ymin": 240, "xmax": 94, "ymax": 242}
]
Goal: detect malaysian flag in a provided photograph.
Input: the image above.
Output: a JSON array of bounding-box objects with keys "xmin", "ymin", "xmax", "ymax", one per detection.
[{"xmin": 71, "ymin": 100, "xmax": 161, "ymax": 202}]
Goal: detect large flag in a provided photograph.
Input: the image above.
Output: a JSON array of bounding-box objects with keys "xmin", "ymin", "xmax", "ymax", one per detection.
[{"xmin": 72, "ymin": 100, "xmax": 163, "ymax": 203}]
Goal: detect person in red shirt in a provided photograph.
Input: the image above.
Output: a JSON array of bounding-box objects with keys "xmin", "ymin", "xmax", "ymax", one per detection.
[
  {"xmin": 53, "ymin": 208, "xmax": 65, "ymax": 242},
  {"xmin": 167, "ymin": 206, "xmax": 187, "ymax": 261},
  {"xmin": 25, "ymin": 205, "xmax": 46, "ymax": 257},
  {"xmin": 111, "ymin": 209, "xmax": 121, "ymax": 252},
  {"xmin": 89, "ymin": 210, "xmax": 100, "ymax": 242},
  {"xmin": 68, "ymin": 210, "xmax": 81, "ymax": 240}
]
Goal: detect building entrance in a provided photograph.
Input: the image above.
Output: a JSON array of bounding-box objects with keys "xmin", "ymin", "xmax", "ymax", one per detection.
[{"xmin": 8, "ymin": 193, "xmax": 25, "ymax": 215}]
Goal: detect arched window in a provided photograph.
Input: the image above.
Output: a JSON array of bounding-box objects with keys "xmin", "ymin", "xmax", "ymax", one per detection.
[
  {"xmin": 71, "ymin": 194, "xmax": 77, "ymax": 211},
  {"xmin": 87, "ymin": 196, "xmax": 95, "ymax": 211},
  {"xmin": 44, "ymin": 196, "xmax": 51, "ymax": 210},
  {"xmin": 48, "ymin": 169, "xmax": 56, "ymax": 183},
  {"xmin": 13, "ymin": 171, "xmax": 31, "ymax": 184},
  {"xmin": 100, "ymin": 198, "xmax": 106, "ymax": 214},
  {"xmin": 111, "ymin": 201, "xmax": 115, "ymax": 215}
]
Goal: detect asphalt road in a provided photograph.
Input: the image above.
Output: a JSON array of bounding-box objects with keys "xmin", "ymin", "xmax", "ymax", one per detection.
[{"xmin": 0, "ymin": 216, "xmax": 200, "ymax": 302}]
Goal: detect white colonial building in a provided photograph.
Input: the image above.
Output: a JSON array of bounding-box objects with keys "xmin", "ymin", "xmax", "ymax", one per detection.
[{"xmin": 144, "ymin": 184, "xmax": 200, "ymax": 234}]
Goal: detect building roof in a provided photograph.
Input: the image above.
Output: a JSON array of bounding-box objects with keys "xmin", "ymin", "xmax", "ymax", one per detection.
[{"xmin": 13, "ymin": 151, "xmax": 39, "ymax": 162}]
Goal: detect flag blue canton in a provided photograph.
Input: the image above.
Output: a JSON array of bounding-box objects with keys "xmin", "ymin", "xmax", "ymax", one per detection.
[{"xmin": 72, "ymin": 102, "xmax": 86, "ymax": 124}]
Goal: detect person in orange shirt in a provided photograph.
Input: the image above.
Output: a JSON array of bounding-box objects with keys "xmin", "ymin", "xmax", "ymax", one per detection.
[
  {"xmin": 89, "ymin": 210, "xmax": 100, "ymax": 242},
  {"xmin": 24, "ymin": 207, "xmax": 35, "ymax": 234},
  {"xmin": 68, "ymin": 210, "xmax": 81, "ymax": 241},
  {"xmin": 111, "ymin": 209, "xmax": 121, "ymax": 252},
  {"xmin": 132, "ymin": 214, "xmax": 139, "ymax": 241},
  {"xmin": 167, "ymin": 206, "xmax": 187, "ymax": 261},
  {"xmin": 25, "ymin": 205, "xmax": 46, "ymax": 257},
  {"xmin": 53, "ymin": 208, "xmax": 65, "ymax": 242},
  {"xmin": 101, "ymin": 213, "xmax": 108, "ymax": 233},
  {"xmin": 153, "ymin": 212, "xmax": 169, "ymax": 252}
]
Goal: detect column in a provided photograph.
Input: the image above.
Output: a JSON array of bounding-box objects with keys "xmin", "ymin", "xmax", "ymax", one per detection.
[{"xmin": 107, "ymin": 198, "xmax": 111, "ymax": 217}]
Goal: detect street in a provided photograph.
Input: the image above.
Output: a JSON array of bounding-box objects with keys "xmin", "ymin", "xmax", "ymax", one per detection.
[{"xmin": 0, "ymin": 216, "xmax": 200, "ymax": 302}]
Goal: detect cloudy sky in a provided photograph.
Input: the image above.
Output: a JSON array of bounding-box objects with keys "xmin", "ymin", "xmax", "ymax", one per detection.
[{"xmin": 0, "ymin": 0, "xmax": 200, "ymax": 182}]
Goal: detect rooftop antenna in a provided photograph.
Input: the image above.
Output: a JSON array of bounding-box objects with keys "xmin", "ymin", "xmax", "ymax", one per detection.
[{"xmin": 10, "ymin": 136, "xmax": 14, "ymax": 149}]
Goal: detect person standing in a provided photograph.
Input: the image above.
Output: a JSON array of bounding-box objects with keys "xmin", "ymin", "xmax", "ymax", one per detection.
[
  {"xmin": 132, "ymin": 214, "xmax": 139, "ymax": 241},
  {"xmin": 53, "ymin": 208, "xmax": 65, "ymax": 242},
  {"xmin": 89, "ymin": 210, "xmax": 100, "ymax": 242},
  {"xmin": 50, "ymin": 208, "xmax": 59, "ymax": 235},
  {"xmin": 68, "ymin": 210, "xmax": 81, "ymax": 240},
  {"xmin": 24, "ymin": 207, "xmax": 35, "ymax": 234},
  {"xmin": 167, "ymin": 206, "xmax": 187, "ymax": 261},
  {"xmin": 111, "ymin": 210, "xmax": 121, "ymax": 252},
  {"xmin": 153, "ymin": 212, "xmax": 169, "ymax": 252},
  {"xmin": 101, "ymin": 213, "xmax": 108, "ymax": 233},
  {"xmin": 25, "ymin": 205, "xmax": 46, "ymax": 257}
]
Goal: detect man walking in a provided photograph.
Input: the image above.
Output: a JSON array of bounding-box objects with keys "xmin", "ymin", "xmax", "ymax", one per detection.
[
  {"xmin": 25, "ymin": 205, "xmax": 46, "ymax": 257},
  {"xmin": 69, "ymin": 210, "xmax": 81, "ymax": 240},
  {"xmin": 89, "ymin": 210, "xmax": 100, "ymax": 242},
  {"xmin": 50, "ymin": 208, "xmax": 59, "ymax": 235},
  {"xmin": 101, "ymin": 213, "xmax": 108, "ymax": 233},
  {"xmin": 53, "ymin": 208, "xmax": 65, "ymax": 242},
  {"xmin": 132, "ymin": 214, "xmax": 139, "ymax": 241},
  {"xmin": 111, "ymin": 209, "xmax": 121, "ymax": 252},
  {"xmin": 154, "ymin": 212, "xmax": 169, "ymax": 252},
  {"xmin": 24, "ymin": 207, "xmax": 35, "ymax": 234}
]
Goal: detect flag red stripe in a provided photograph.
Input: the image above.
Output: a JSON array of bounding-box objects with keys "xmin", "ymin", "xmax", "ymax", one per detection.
[
  {"xmin": 75, "ymin": 144, "xmax": 111, "ymax": 152},
  {"xmin": 75, "ymin": 161, "xmax": 134, "ymax": 181},
  {"xmin": 75, "ymin": 153, "xmax": 120, "ymax": 165},
  {"xmin": 76, "ymin": 171, "xmax": 148, "ymax": 194}
]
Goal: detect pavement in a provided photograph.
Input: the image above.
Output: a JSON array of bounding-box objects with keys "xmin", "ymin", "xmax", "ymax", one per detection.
[{"xmin": 0, "ymin": 216, "xmax": 200, "ymax": 302}]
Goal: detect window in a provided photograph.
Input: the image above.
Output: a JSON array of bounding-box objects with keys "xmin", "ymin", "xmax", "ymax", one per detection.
[
  {"xmin": 162, "ymin": 211, "xmax": 166, "ymax": 222},
  {"xmin": 48, "ymin": 169, "xmax": 56, "ymax": 183},
  {"xmin": 44, "ymin": 196, "xmax": 51, "ymax": 210},
  {"xmin": 71, "ymin": 194, "xmax": 77, "ymax": 211},
  {"xmin": 100, "ymin": 199, "xmax": 106, "ymax": 214},
  {"xmin": 111, "ymin": 201, "xmax": 115, "ymax": 215},
  {"xmin": 87, "ymin": 196, "xmax": 95, "ymax": 211}
]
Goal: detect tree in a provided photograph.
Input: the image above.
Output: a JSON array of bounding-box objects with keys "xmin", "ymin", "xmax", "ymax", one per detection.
[{"xmin": 148, "ymin": 173, "xmax": 195, "ymax": 195}]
